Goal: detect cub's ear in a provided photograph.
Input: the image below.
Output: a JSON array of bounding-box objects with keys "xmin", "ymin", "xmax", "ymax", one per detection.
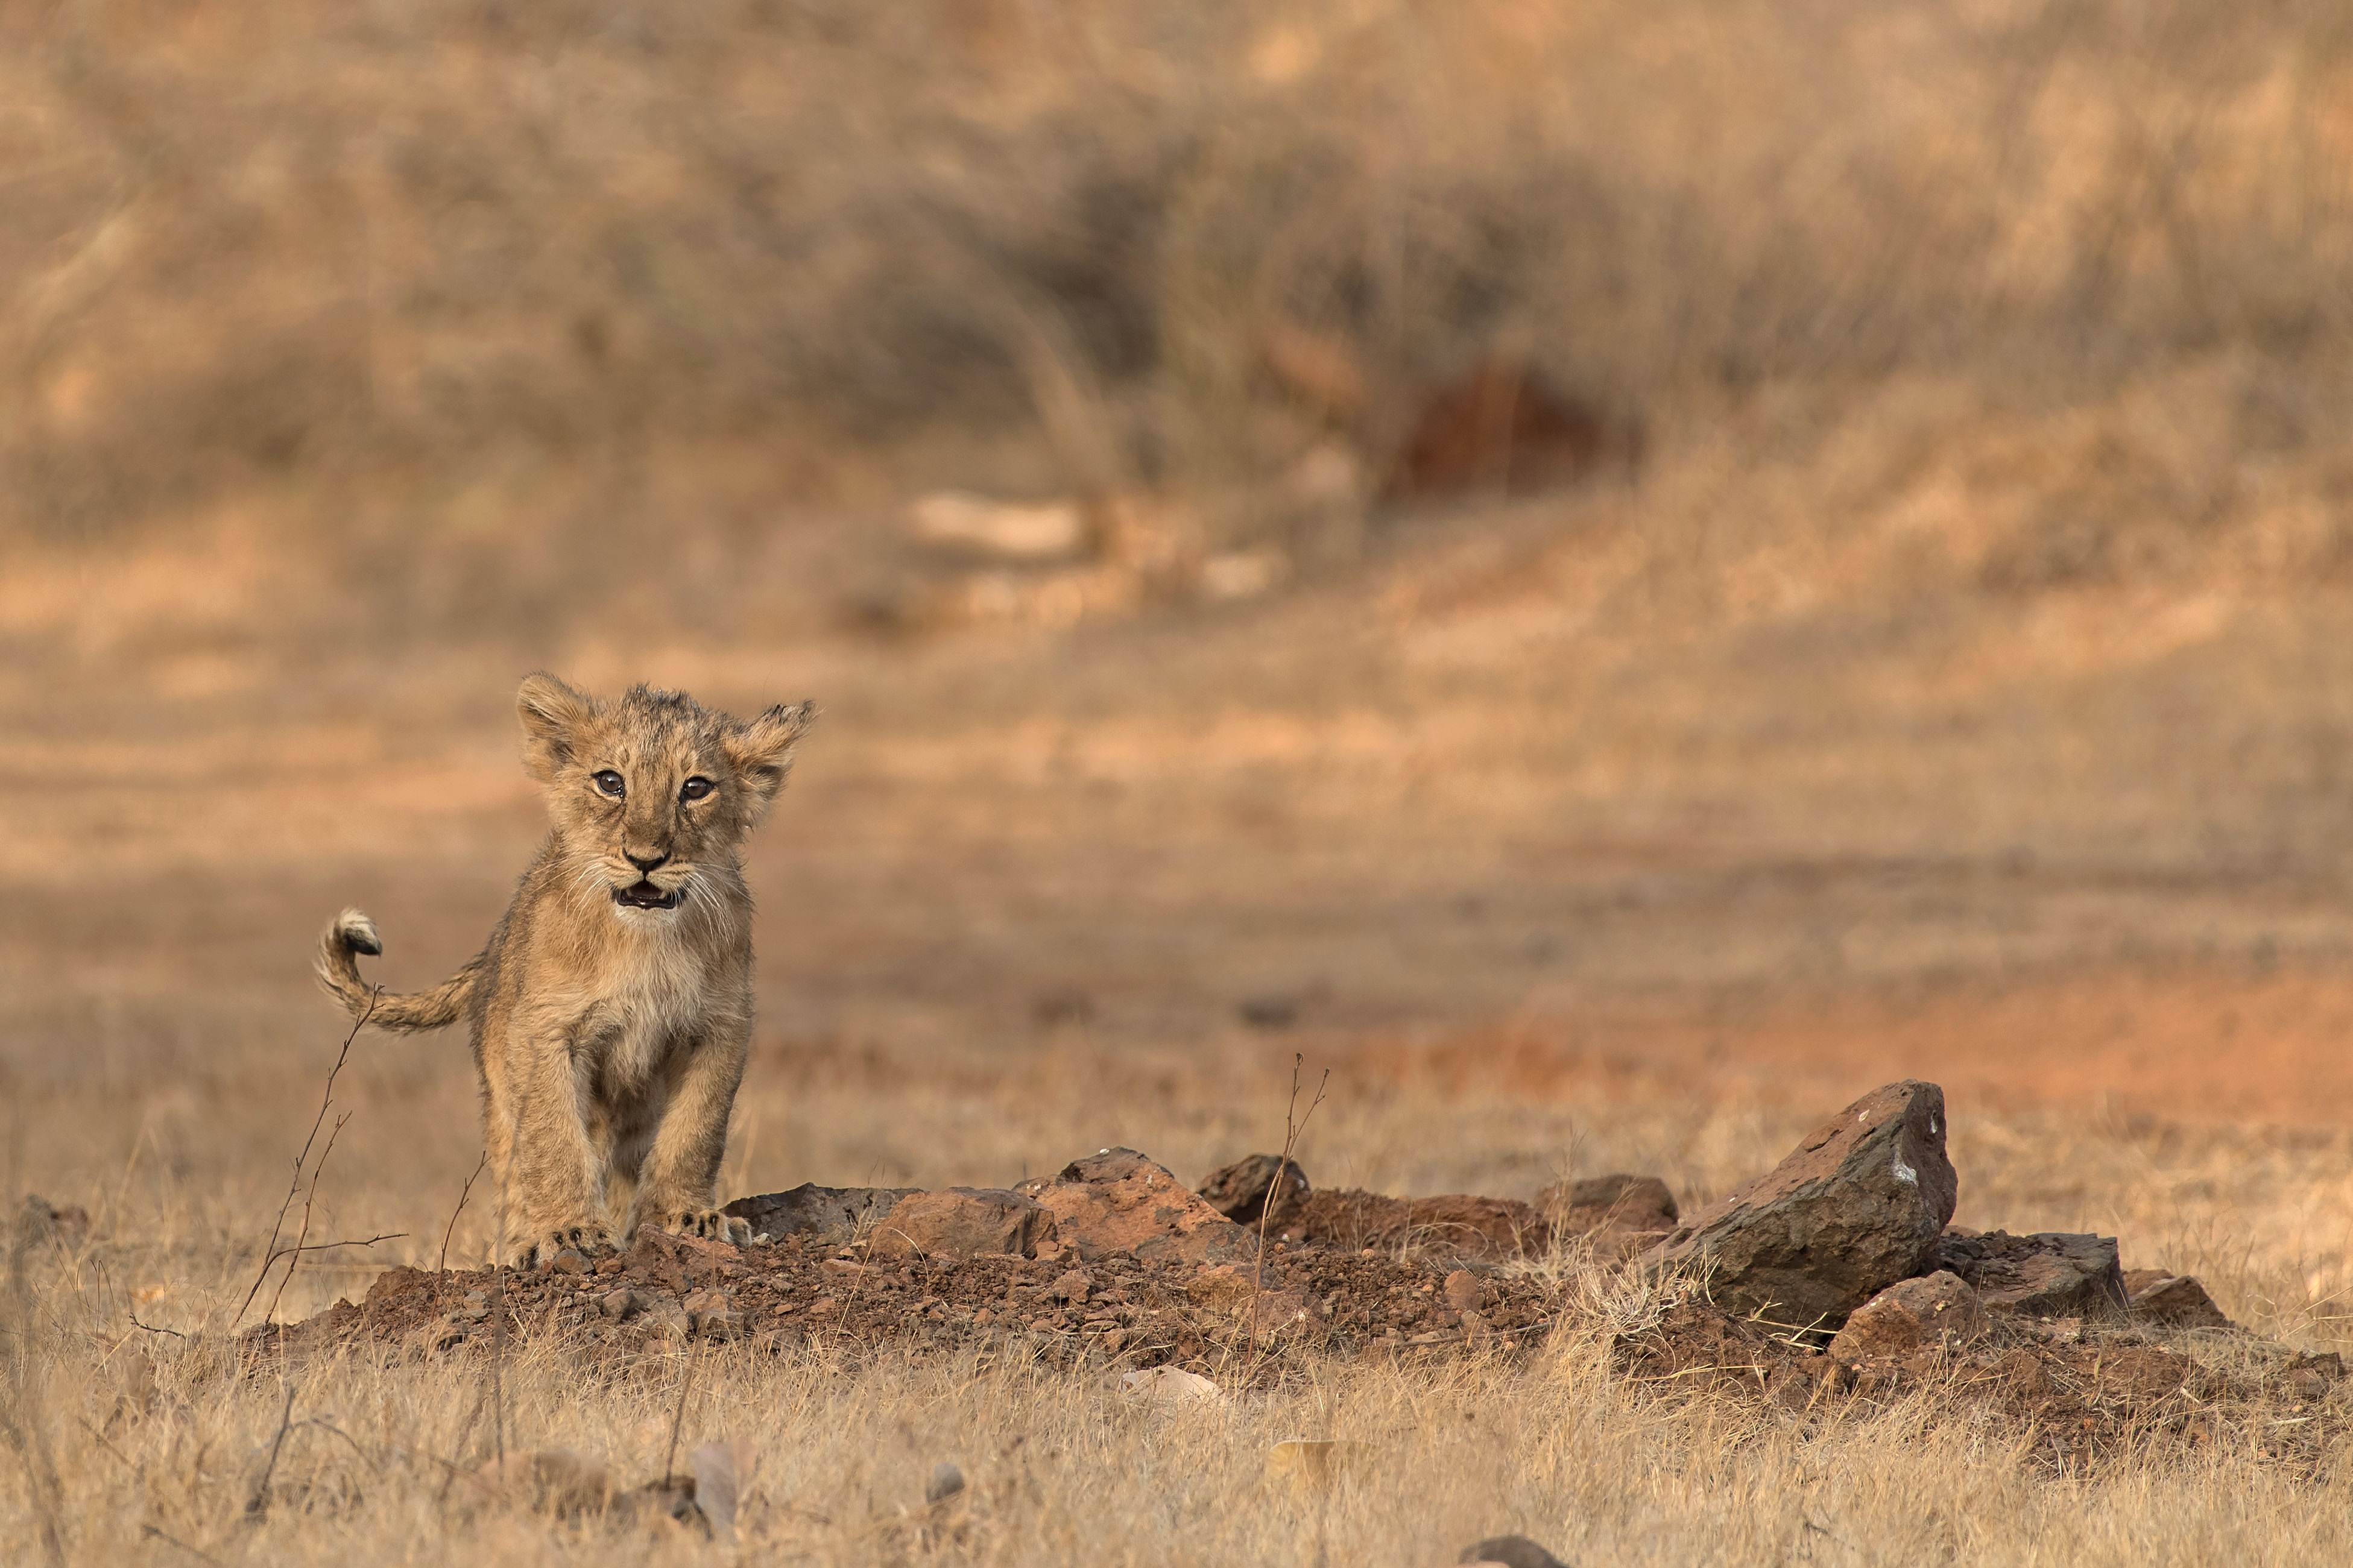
[
  {"xmin": 723, "ymin": 701, "xmax": 817, "ymax": 820},
  {"xmin": 516, "ymin": 672, "xmax": 598, "ymax": 782}
]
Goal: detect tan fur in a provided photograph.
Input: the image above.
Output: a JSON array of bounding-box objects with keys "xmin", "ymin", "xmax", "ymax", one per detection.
[{"xmin": 317, "ymin": 675, "xmax": 815, "ymax": 1266}]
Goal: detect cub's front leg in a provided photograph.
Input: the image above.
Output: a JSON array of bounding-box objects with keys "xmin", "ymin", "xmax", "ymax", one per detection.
[
  {"xmin": 488, "ymin": 1025, "xmax": 619, "ymax": 1266},
  {"xmin": 631, "ymin": 1028, "xmax": 752, "ymax": 1247}
]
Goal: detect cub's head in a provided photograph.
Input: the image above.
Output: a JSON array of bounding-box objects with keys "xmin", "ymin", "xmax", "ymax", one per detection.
[{"xmin": 515, "ymin": 674, "xmax": 815, "ymax": 926}]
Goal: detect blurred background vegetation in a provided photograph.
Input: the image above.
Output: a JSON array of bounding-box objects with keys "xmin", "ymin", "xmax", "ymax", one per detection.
[{"xmin": 6, "ymin": 0, "xmax": 2351, "ymax": 645}]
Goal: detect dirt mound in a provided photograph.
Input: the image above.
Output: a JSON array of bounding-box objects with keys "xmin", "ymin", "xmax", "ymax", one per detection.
[
  {"xmin": 1614, "ymin": 1294, "xmax": 2349, "ymax": 1474},
  {"xmin": 246, "ymin": 1224, "xmax": 1560, "ymax": 1381}
]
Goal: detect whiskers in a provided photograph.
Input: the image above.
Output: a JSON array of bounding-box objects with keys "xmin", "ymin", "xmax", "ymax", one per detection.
[{"xmin": 681, "ymin": 869, "xmax": 741, "ymax": 939}]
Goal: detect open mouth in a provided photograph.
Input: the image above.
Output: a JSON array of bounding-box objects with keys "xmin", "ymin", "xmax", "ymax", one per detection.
[{"xmin": 612, "ymin": 881, "xmax": 683, "ymax": 911}]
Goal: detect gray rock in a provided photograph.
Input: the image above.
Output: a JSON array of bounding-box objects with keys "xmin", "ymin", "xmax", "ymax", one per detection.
[
  {"xmin": 1927, "ymin": 1229, "xmax": 2128, "ymax": 1318},
  {"xmin": 1639, "ymin": 1080, "xmax": 1958, "ymax": 1327},
  {"xmin": 1196, "ymin": 1153, "xmax": 1311, "ymax": 1225},
  {"xmin": 926, "ymin": 1461, "xmax": 966, "ymax": 1505},
  {"xmin": 722, "ymin": 1184, "xmax": 919, "ymax": 1247},
  {"xmin": 1460, "ymin": 1536, "xmax": 1568, "ymax": 1568}
]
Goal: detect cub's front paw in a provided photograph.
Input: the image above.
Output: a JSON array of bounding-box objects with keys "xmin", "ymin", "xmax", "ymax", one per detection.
[
  {"xmin": 527, "ymin": 1222, "xmax": 614, "ymax": 1268},
  {"xmin": 663, "ymin": 1208, "xmax": 752, "ymax": 1247}
]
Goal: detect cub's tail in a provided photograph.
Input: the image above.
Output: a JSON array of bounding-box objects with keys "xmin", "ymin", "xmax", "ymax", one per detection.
[{"xmin": 315, "ymin": 908, "xmax": 484, "ymax": 1033}]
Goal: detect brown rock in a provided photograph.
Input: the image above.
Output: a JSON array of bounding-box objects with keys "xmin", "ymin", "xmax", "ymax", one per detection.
[
  {"xmin": 1444, "ymin": 1270, "xmax": 1485, "ymax": 1313},
  {"xmin": 1638, "ymin": 1080, "xmax": 1958, "ymax": 1327},
  {"xmin": 547, "ymin": 1247, "xmax": 592, "ymax": 1276},
  {"xmin": 721, "ymin": 1184, "xmax": 919, "ymax": 1247},
  {"xmin": 1458, "ymin": 1536, "xmax": 1568, "ymax": 1568},
  {"xmin": 867, "ymin": 1188, "xmax": 1057, "ymax": 1260},
  {"xmin": 1540, "ymin": 1174, "xmax": 1679, "ymax": 1259},
  {"xmin": 1023, "ymin": 1149, "xmax": 1258, "ymax": 1267},
  {"xmin": 1274, "ymin": 1191, "xmax": 1549, "ymax": 1263},
  {"xmin": 1826, "ymin": 1271, "xmax": 1989, "ymax": 1360},
  {"xmin": 683, "ymin": 1288, "xmax": 744, "ymax": 1338},
  {"xmin": 1927, "ymin": 1229, "xmax": 2128, "ymax": 1318},
  {"xmin": 1196, "ymin": 1154, "xmax": 1312, "ymax": 1226},
  {"xmin": 2121, "ymin": 1269, "xmax": 2231, "ymax": 1329}
]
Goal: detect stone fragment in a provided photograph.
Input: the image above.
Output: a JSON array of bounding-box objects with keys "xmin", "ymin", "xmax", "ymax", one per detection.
[
  {"xmin": 721, "ymin": 1184, "xmax": 920, "ymax": 1247},
  {"xmin": 690, "ymin": 1441, "xmax": 753, "ymax": 1545},
  {"xmin": 1540, "ymin": 1174, "xmax": 1679, "ymax": 1259},
  {"xmin": 1444, "ymin": 1270, "xmax": 1485, "ymax": 1313},
  {"xmin": 2121, "ymin": 1269, "xmax": 2231, "ymax": 1329},
  {"xmin": 1459, "ymin": 1537, "xmax": 1569, "ymax": 1568},
  {"xmin": 1046, "ymin": 1268, "xmax": 1092, "ymax": 1303},
  {"xmin": 1826, "ymin": 1271, "xmax": 1989, "ymax": 1360},
  {"xmin": 1926, "ymin": 1229, "xmax": 2128, "ymax": 1318},
  {"xmin": 1274, "ymin": 1191, "xmax": 1549, "ymax": 1263},
  {"xmin": 868, "ymin": 1188, "xmax": 1057, "ymax": 1260},
  {"xmin": 1638, "ymin": 1080, "xmax": 1957, "ymax": 1327},
  {"xmin": 926, "ymin": 1462, "xmax": 966, "ymax": 1505},
  {"xmin": 1023, "ymin": 1149, "xmax": 1259, "ymax": 1267},
  {"xmin": 547, "ymin": 1247, "xmax": 591, "ymax": 1276},
  {"xmin": 598, "ymin": 1288, "xmax": 650, "ymax": 1321},
  {"xmin": 1197, "ymin": 1154, "xmax": 1312, "ymax": 1225},
  {"xmin": 683, "ymin": 1288, "xmax": 743, "ymax": 1338},
  {"xmin": 1120, "ymin": 1366, "xmax": 1222, "ymax": 1404}
]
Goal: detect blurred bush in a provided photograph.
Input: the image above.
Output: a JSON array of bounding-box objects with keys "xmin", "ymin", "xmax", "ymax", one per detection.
[{"xmin": 2, "ymin": 0, "xmax": 2348, "ymax": 559}]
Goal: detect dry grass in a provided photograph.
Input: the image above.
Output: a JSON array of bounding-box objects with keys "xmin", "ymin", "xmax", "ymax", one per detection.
[
  {"xmin": 10, "ymin": 1, "xmax": 2353, "ymax": 1559},
  {"xmin": 8, "ymin": 1107, "xmax": 2353, "ymax": 1567}
]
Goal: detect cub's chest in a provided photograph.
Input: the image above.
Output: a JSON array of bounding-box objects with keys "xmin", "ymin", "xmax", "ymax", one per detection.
[{"xmin": 575, "ymin": 946, "xmax": 731, "ymax": 1085}]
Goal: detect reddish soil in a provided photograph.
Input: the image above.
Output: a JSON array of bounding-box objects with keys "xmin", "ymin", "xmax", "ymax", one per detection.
[{"xmin": 248, "ymin": 1227, "xmax": 2353, "ymax": 1476}]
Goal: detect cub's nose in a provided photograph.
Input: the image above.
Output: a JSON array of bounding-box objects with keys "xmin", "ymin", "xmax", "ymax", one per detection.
[{"xmin": 625, "ymin": 849, "xmax": 671, "ymax": 874}]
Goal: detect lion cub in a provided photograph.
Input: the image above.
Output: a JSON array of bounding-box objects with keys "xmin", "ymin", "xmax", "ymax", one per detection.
[{"xmin": 317, "ymin": 674, "xmax": 814, "ymax": 1267}]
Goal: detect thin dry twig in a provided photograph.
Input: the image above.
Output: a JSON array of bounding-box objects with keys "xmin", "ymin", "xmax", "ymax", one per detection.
[
  {"xmin": 140, "ymin": 1525, "xmax": 225, "ymax": 1567},
  {"xmin": 437, "ymin": 1152, "xmax": 488, "ymax": 1280},
  {"xmin": 1249, "ymin": 1054, "xmax": 1330, "ymax": 1346},
  {"xmin": 243, "ymin": 1382, "xmax": 299, "ymax": 1522},
  {"xmin": 237, "ymin": 995, "xmax": 375, "ymax": 1327},
  {"xmin": 263, "ymin": 1110, "xmax": 349, "ymax": 1325},
  {"xmin": 665, "ymin": 1342, "xmax": 704, "ymax": 1484}
]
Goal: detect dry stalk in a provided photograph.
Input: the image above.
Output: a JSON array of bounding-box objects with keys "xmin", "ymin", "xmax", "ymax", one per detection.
[
  {"xmin": 242, "ymin": 1381, "xmax": 299, "ymax": 1522},
  {"xmin": 235, "ymin": 993, "xmax": 376, "ymax": 1327},
  {"xmin": 433, "ymin": 1151, "xmax": 488, "ymax": 1315},
  {"xmin": 664, "ymin": 1341, "xmax": 704, "ymax": 1485},
  {"xmin": 1248, "ymin": 1054, "xmax": 1330, "ymax": 1351}
]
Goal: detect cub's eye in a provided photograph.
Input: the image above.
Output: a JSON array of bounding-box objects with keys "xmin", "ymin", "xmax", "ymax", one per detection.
[
  {"xmin": 680, "ymin": 776, "xmax": 715, "ymax": 802},
  {"xmin": 592, "ymin": 770, "xmax": 625, "ymax": 799}
]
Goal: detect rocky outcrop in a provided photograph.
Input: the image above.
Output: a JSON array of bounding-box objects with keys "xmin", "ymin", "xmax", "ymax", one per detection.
[
  {"xmin": 1827, "ymin": 1271, "xmax": 1989, "ymax": 1360},
  {"xmin": 1925, "ymin": 1229, "xmax": 2128, "ymax": 1318},
  {"xmin": 2121, "ymin": 1270, "xmax": 2231, "ymax": 1329},
  {"xmin": 867, "ymin": 1188, "xmax": 1057, "ymax": 1260},
  {"xmin": 1638, "ymin": 1080, "xmax": 1959, "ymax": 1326},
  {"xmin": 1019, "ymin": 1148, "xmax": 1259, "ymax": 1266},
  {"xmin": 722, "ymin": 1184, "xmax": 918, "ymax": 1247},
  {"xmin": 1196, "ymin": 1153, "xmax": 1310, "ymax": 1225}
]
